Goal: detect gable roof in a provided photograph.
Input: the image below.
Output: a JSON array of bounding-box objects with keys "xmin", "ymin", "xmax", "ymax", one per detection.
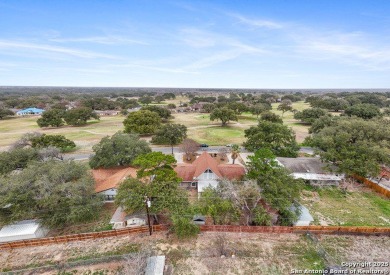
[
  {"xmin": 174, "ymin": 152, "xmax": 245, "ymax": 181},
  {"xmin": 92, "ymin": 166, "xmax": 138, "ymax": 193},
  {"xmin": 192, "ymin": 151, "xmax": 222, "ymax": 178}
]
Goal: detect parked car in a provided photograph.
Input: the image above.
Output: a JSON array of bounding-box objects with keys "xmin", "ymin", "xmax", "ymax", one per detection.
[
  {"xmin": 199, "ymin": 143, "xmax": 209, "ymax": 148},
  {"xmin": 226, "ymin": 144, "xmax": 233, "ymax": 147}
]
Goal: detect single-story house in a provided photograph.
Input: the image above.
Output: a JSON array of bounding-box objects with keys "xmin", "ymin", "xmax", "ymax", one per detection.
[
  {"xmin": 110, "ymin": 207, "xmax": 147, "ymax": 229},
  {"xmin": 290, "ymin": 205, "xmax": 314, "ymax": 226},
  {"xmin": 94, "ymin": 110, "xmax": 120, "ymax": 116},
  {"xmin": 92, "ymin": 167, "xmax": 138, "ymax": 201},
  {"xmin": 277, "ymin": 157, "xmax": 343, "ymax": 186},
  {"xmin": 16, "ymin": 107, "xmax": 45, "ymax": 116},
  {"xmin": 174, "ymin": 151, "xmax": 246, "ymax": 196},
  {"xmin": 0, "ymin": 220, "xmax": 49, "ymax": 243}
]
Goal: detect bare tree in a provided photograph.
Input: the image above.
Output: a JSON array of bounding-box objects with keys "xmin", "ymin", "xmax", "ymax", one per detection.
[
  {"xmin": 180, "ymin": 138, "xmax": 199, "ymax": 161},
  {"xmin": 230, "ymin": 144, "xmax": 240, "ymax": 164},
  {"xmin": 10, "ymin": 132, "xmax": 43, "ymax": 150},
  {"xmin": 38, "ymin": 146, "xmax": 63, "ymax": 160},
  {"xmin": 218, "ymin": 147, "xmax": 229, "ymax": 161},
  {"xmin": 214, "ymin": 233, "xmax": 228, "ymax": 256},
  {"xmin": 218, "ymin": 179, "xmax": 264, "ymax": 226}
]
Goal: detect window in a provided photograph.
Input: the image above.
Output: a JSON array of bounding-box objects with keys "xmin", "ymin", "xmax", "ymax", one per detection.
[
  {"xmin": 205, "ymin": 169, "xmax": 212, "ymax": 173},
  {"xmin": 191, "ymin": 182, "xmax": 197, "ymax": 188}
]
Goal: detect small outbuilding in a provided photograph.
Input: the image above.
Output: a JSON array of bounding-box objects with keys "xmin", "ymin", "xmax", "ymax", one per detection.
[
  {"xmin": 0, "ymin": 220, "xmax": 49, "ymax": 243},
  {"xmin": 109, "ymin": 207, "xmax": 147, "ymax": 230}
]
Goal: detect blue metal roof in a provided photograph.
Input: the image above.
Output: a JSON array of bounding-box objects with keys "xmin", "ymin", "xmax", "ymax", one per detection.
[{"xmin": 17, "ymin": 108, "xmax": 45, "ymax": 114}]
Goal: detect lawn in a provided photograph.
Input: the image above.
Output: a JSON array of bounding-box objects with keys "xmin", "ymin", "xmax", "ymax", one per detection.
[
  {"xmin": 0, "ymin": 115, "xmax": 125, "ymax": 152},
  {"xmin": 271, "ymin": 101, "xmax": 311, "ymax": 143},
  {"xmin": 301, "ymin": 186, "xmax": 390, "ymax": 227},
  {"xmin": 188, "ymin": 125, "xmax": 246, "ymax": 145}
]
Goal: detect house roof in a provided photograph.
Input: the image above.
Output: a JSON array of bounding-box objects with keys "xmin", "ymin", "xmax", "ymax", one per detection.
[
  {"xmin": 174, "ymin": 152, "xmax": 245, "ymax": 181},
  {"xmin": 277, "ymin": 157, "xmax": 332, "ymax": 174},
  {"xmin": 110, "ymin": 207, "xmax": 146, "ymax": 224},
  {"xmin": 92, "ymin": 166, "xmax": 138, "ymax": 193},
  {"xmin": 17, "ymin": 107, "xmax": 44, "ymax": 114}
]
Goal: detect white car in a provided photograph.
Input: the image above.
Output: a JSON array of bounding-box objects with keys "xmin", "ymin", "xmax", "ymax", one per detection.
[{"xmin": 226, "ymin": 144, "xmax": 233, "ymax": 147}]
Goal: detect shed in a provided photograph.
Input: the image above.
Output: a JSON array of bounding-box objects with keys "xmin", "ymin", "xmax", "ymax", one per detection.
[
  {"xmin": 110, "ymin": 207, "xmax": 147, "ymax": 229},
  {"xmin": 0, "ymin": 220, "xmax": 49, "ymax": 243}
]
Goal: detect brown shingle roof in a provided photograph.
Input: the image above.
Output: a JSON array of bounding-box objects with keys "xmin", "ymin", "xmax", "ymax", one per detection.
[
  {"xmin": 92, "ymin": 167, "xmax": 138, "ymax": 193},
  {"xmin": 174, "ymin": 152, "xmax": 245, "ymax": 181}
]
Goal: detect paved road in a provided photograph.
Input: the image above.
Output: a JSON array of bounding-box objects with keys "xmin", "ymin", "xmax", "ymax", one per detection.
[{"xmin": 63, "ymin": 146, "xmax": 246, "ymax": 161}]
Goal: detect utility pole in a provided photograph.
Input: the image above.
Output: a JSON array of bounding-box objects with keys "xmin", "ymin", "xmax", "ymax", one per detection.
[{"xmin": 145, "ymin": 196, "xmax": 152, "ymax": 236}]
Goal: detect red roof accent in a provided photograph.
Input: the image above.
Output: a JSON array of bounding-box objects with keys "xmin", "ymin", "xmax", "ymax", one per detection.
[
  {"xmin": 174, "ymin": 152, "xmax": 245, "ymax": 181},
  {"xmin": 92, "ymin": 167, "xmax": 138, "ymax": 193}
]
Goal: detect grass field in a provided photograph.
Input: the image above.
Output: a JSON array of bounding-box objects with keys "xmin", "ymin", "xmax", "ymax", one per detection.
[
  {"xmin": 0, "ymin": 116, "xmax": 125, "ymax": 152},
  {"xmin": 301, "ymin": 186, "xmax": 390, "ymax": 226},
  {"xmin": 0, "ymin": 100, "xmax": 313, "ymax": 152}
]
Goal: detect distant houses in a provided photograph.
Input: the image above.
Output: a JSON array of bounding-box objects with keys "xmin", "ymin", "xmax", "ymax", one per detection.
[{"xmin": 16, "ymin": 107, "xmax": 45, "ymax": 116}]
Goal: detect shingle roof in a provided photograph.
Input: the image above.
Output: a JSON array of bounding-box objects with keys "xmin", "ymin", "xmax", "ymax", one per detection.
[
  {"xmin": 92, "ymin": 167, "xmax": 138, "ymax": 193},
  {"xmin": 277, "ymin": 157, "xmax": 331, "ymax": 174},
  {"xmin": 174, "ymin": 152, "xmax": 245, "ymax": 181}
]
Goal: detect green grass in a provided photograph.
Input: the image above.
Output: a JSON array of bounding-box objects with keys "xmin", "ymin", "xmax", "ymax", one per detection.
[
  {"xmin": 301, "ymin": 187, "xmax": 390, "ymax": 226},
  {"xmin": 188, "ymin": 125, "xmax": 246, "ymax": 145}
]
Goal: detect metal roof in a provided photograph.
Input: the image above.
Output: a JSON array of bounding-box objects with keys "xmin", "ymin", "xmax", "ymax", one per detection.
[{"xmin": 0, "ymin": 220, "xmax": 41, "ymax": 237}]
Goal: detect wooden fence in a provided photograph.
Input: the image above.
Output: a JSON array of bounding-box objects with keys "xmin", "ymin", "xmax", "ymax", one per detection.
[
  {"xmin": 0, "ymin": 224, "xmax": 168, "ymax": 250},
  {"xmin": 353, "ymin": 175, "xmax": 390, "ymax": 198},
  {"xmin": 199, "ymin": 225, "xmax": 390, "ymax": 235},
  {"xmin": 1, "ymin": 224, "xmax": 389, "ymax": 250}
]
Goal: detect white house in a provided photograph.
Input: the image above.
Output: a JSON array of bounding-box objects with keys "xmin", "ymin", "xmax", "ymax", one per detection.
[{"xmin": 0, "ymin": 220, "xmax": 49, "ymax": 243}]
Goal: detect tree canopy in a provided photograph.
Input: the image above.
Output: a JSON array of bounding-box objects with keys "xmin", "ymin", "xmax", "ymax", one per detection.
[
  {"xmin": 123, "ymin": 110, "xmax": 161, "ymax": 134},
  {"xmin": 0, "ymin": 108, "xmax": 14, "ymax": 119},
  {"xmin": 0, "ymin": 160, "xmax": 103, "ymax": 228},
  {"xmin": 307, "ymin": 117, "xmax": 390, "ymax": 177},
  {"xmin": 89, "ymin": 132, "xmax": 151, "ymax": 168},
  {"xmin": 243, "ymin": 121, "xmax": 299, "ymax": 157},
  {"xmin": 30, "ymin": 134, "xmax": 76, "ymax": 152},
  {"xmin": 294, "ymin": 108, "xmax": 328, "ymax": 124},
  {"xmin": 63, "ymin": 107, "xmax": 99, "ymax": 126},
  {"xmin": 37, "ymin": 109, "xmax": 65, "ymax": 127},
  {"xmin": 151, "ymin": 123, "xmax": 187, "ymax": 154},
  {"xmin": 260, "ymin": 112, "xmax": 283, "ymax": 123},
  {"xmin": 210, "ymin": 107, "xmax": 238, "ymax": 126},
  {"xmin": 140, "ymin": 105, "xmax": 171, "ymax": 120},
  {"xmin": 246, "ymin": 148, "xmax": 303, "ymax": 225},
  {"xmin": 344, "ymin": 103, "xmax": 381, "ymax": 119}
]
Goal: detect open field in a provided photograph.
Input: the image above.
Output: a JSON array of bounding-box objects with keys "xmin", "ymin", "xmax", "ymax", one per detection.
[
  {"xmin": 0, "ymin": 116, "xmax": 125, "ymax": 152},
  {"xmin": 301, "ymin": 185, "xmax": 390, "ymax": 226},
  {"xmin": 0, "ymin": 100, "xmax": 312, "ymax": 152},
  {"xmin": 1, "ymin": 232, "xmax": 389, "ymax": 274}
]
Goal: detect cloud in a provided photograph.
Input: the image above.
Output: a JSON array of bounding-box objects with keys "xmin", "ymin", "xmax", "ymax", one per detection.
[
  {"xmin": 50, "ymin": 36, "xmax": 148, "ymax": 45},
  {"xmin": 229, "ymin": 13, "xmax": 283, "ymax": 29},
  {"xmin": 0, "ymin": 40, "xmax": 117, "ymax": 59}
]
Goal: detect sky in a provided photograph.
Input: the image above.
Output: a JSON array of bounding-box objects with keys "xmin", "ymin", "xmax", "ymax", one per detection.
[{"xmin": 1, "ymin": 0, "xmax": 390, "ymax": 88}]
